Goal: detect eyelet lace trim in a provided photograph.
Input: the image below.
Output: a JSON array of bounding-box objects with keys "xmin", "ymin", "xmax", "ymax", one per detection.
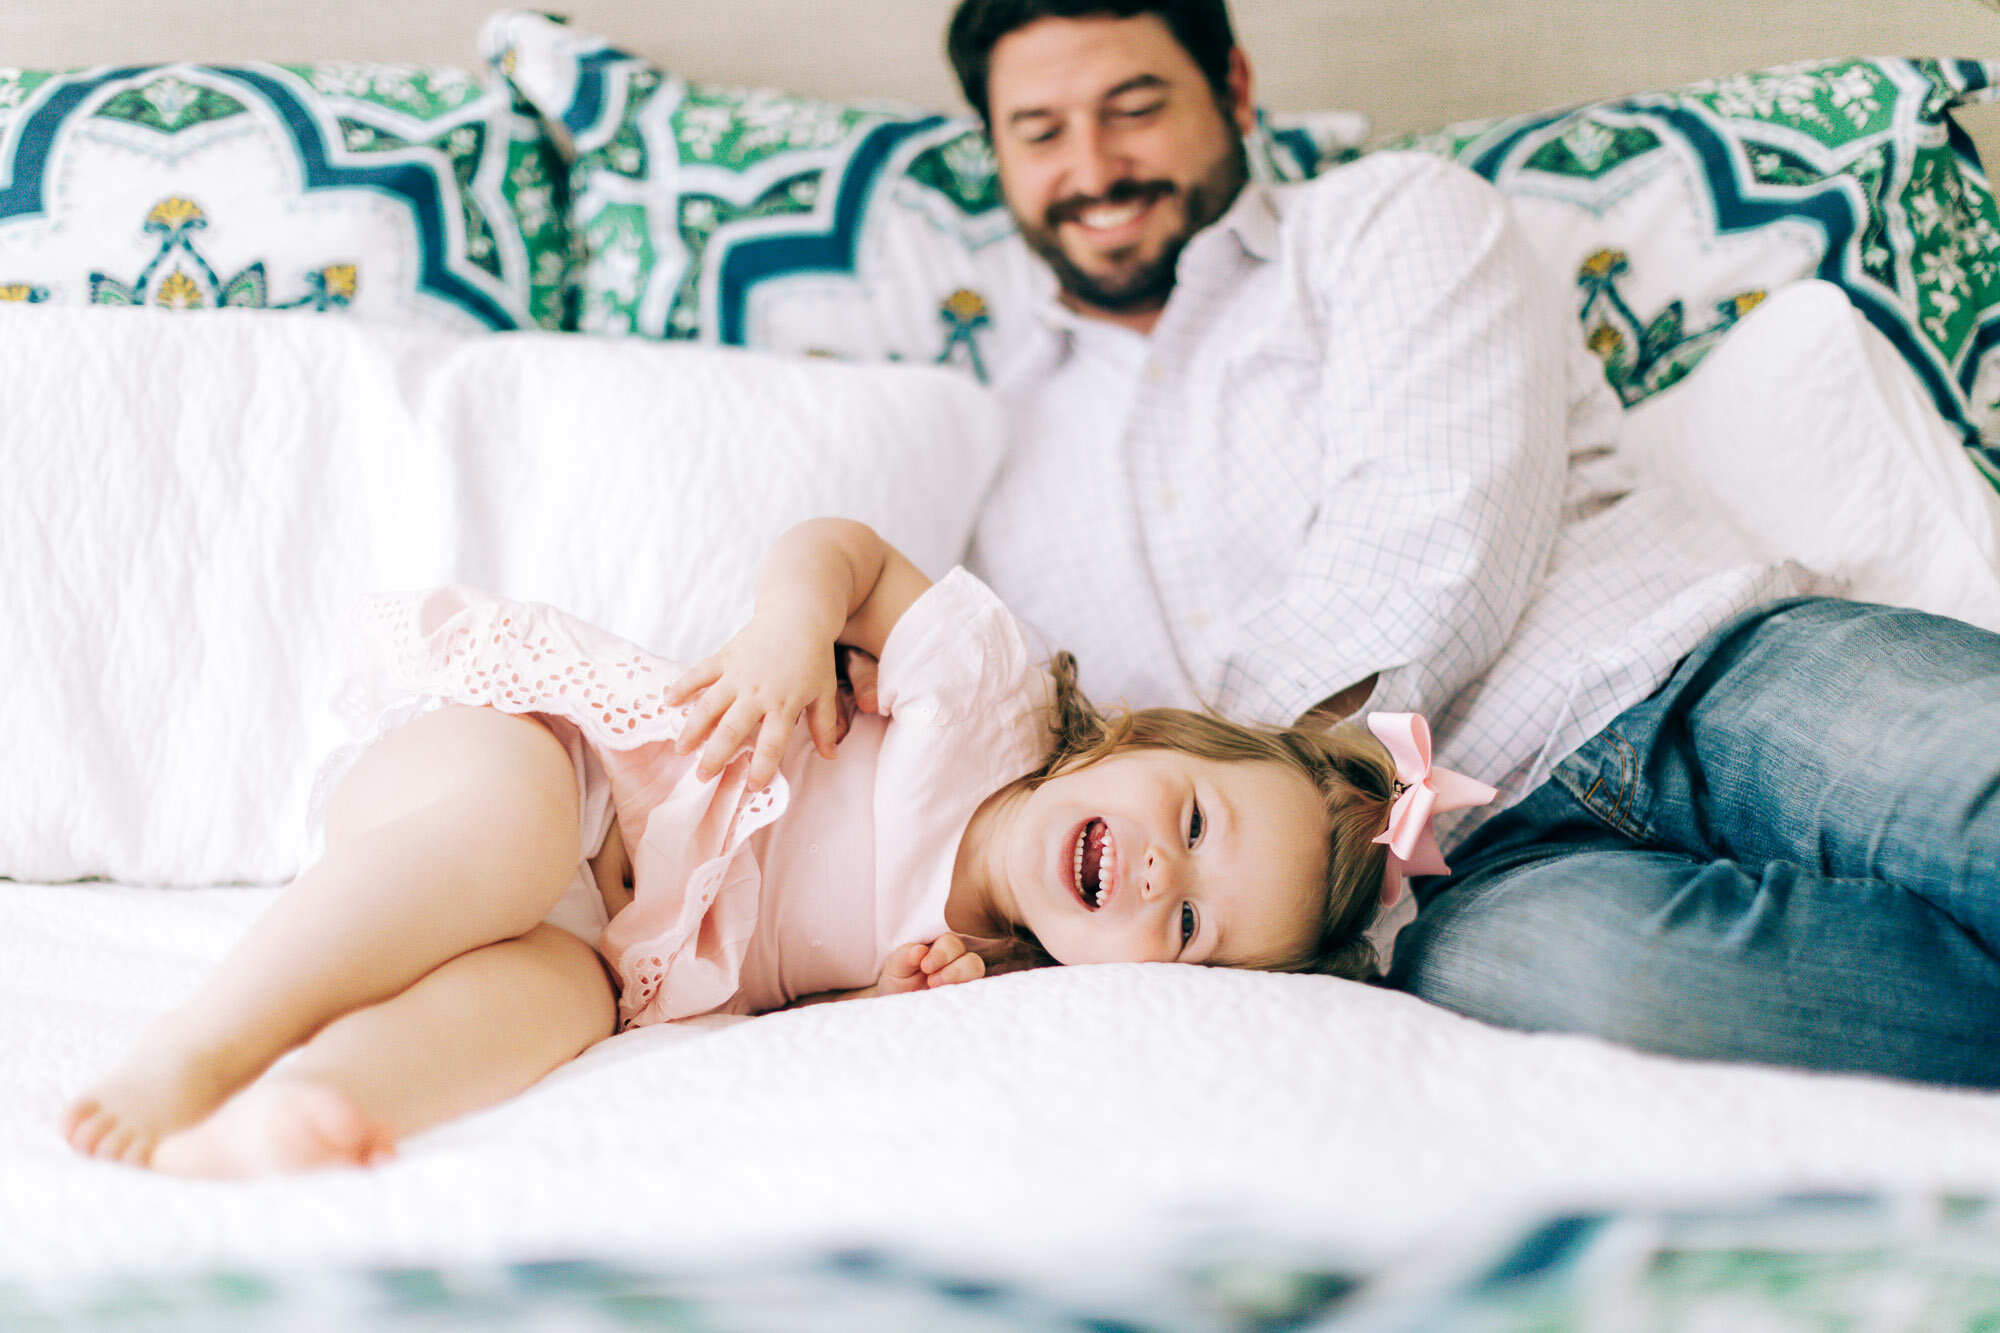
[{"xmin": 349, "ymin": 589, "xmax": 703, "ymax": 750}]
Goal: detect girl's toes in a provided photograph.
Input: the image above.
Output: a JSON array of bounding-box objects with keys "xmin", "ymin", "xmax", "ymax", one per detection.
[
  {"xmin": 65, "ymin": 1106, "xmax": 125, "ymax": 1159},
  {"xmin": 60, "ymin": 1104, "xmax": 105, "ymax": 1154},
  {"xmin": 100, "ymin": 1122, "xmax": 149, "ymax": 1167},
  {"xmin": 56, "ymin": 1097, "xmax": 96, "ymax": 1142}
]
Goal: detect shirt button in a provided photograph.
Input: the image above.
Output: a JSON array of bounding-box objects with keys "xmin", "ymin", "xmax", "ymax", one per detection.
[
  {"xmin": 1159, "ymin": 487, "xmax": 1176, "ymax": 508},
  {"xmin": 811, "ymin": 938, "xmax": 823, "ymax": 949},
  {"xmin": 1189, "ymin": 611, "xmax": 1210, "ymax": 631},
  {"xmin": 1145, "ymin": 361, "xmax": 1164, "ymax": 384},
  {"xmin": 808, "ymin": 843, "xmax": 818, "ymax": 853}
]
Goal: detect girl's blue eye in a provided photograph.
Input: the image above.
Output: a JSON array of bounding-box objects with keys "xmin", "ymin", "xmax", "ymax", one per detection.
[
  {"xmin": 1180, "ymin": 901, "xmax": 1198, "ymax": 947},
  {"xmin": 1188, "ymin": 801, "xmax": 1205, "ymax": 847}
]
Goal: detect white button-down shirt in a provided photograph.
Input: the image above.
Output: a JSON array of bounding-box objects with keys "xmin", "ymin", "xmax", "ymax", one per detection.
[{"xmin": 969, "ymin": 153, "xmax": 1795, "ymax": 850}]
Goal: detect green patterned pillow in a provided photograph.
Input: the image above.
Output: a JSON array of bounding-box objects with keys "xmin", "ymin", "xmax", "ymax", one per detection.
[
  {"xmin": 0, "ymin": 61, "xmax": 568, "ymax": 330},
  {"xmin": 1385, "ymin": 57, "xmax": 2000, "ymax": 479},
  {"xmin": 482, "ymin": 10, "xmax": 1364, "ymax": 380}
]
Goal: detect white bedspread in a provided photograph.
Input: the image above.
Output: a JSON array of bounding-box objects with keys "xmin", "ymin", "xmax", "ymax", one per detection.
[
  {"xmin": 9, "ymin": 880, "xmax": 2000, "ymax": 1290},
  {"xmin": 12, "ymin": 284, "xmax": 2000, "ymax": 1301}
]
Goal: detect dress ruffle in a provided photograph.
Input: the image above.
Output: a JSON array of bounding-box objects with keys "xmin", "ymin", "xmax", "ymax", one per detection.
[{"xmin": 342, "ymin": 586, "xmax": 790, "ymax": 1026}]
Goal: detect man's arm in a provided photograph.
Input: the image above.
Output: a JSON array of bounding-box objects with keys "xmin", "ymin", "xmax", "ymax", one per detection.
[{"xmin": 1228, "ymin": 157, "xmax": 1575, "ymax": 729}]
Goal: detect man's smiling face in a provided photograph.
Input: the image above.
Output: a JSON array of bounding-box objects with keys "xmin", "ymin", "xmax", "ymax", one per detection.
[{"xmin": 985, "ymin": 12, "xmax": 1253, "ymax": 331}]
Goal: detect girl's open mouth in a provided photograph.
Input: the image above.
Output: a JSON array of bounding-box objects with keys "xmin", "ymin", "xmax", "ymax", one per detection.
[{"xmin": 1071, "ymin": 818, "xmax": 1116, "ymax": 910}]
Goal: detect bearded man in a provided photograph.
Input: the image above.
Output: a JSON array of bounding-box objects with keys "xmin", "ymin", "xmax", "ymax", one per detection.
[{"xmin": 939, "ymin": 0, "xmax": 2000, "ymax": 1090}]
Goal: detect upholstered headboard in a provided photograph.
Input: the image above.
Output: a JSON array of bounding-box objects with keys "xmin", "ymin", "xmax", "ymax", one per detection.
[{"xmin": 6, "ymin": 1, "xmax": 1998, "ymax": 154}]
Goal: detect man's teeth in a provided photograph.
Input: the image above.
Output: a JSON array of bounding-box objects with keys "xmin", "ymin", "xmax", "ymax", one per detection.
[{"xmin": 1077, "ymin": 201, "xmax": 1146, "ymax": 230}]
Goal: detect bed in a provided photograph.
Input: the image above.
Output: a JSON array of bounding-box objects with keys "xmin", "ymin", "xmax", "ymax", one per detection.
[{"xmin": 8, "ymin": 2, "xmax": 2000, "ymax": 1327}]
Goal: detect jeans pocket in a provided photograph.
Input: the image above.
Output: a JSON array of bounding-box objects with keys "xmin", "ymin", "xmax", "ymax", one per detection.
[{"xmin": 1550, "ymin": 726, "xmax": 1650, "ymax": 842}]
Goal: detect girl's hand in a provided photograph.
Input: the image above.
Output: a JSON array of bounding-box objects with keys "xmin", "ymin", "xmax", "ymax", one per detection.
[
  {"xmin": 667, "ymin": 610, "xmax": 843, "ymax": 788},
  {"xmin": 876, "ymin": 935, "xmax": 986, "ymax": 997}
]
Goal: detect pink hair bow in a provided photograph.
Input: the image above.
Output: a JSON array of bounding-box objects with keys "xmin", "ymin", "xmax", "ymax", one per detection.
[{"xmin": 1366, "ymin": 712, "xmax": 1498, "ymax": 908}]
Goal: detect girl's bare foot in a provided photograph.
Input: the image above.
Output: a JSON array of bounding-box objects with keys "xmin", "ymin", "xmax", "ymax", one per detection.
[
  {"xmin": 59, "ymin": 1037, "xmax": 251, "ymax": 1168},
  {"xmin": 151, "ymin": 1081, "xmax": 398, "ymax": 1178}
]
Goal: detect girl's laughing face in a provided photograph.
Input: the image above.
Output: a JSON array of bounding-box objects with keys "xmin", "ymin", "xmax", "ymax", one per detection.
[{"xmin": 992, "ymin": 748, "xmax": 1328, "ymax": 967}]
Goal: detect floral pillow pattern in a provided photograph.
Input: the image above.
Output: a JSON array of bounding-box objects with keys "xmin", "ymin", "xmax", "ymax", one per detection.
[
  {"xmin": 482, "ymin": 10, "xmax": 1366, "ymax": 380},
  {"xmin": 1387, "ymin": 57, "xmax": 2000, "ymax": 476},
  {"xmin": 0, "ymin": 61, "xmax": 568, "ymax": 331}
]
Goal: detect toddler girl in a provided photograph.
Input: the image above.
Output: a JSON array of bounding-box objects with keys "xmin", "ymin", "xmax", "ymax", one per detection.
[{"xmin": 61, "ymin": 518, "xmax": 1491, "ymax": 1175}]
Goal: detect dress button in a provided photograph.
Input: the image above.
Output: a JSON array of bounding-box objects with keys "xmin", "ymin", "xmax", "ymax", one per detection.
[
  {"xmin": 808, "ymin": 843, "xmax": 819, "ymax": 853},
  {"xmin": 1189, "ymin": 610, "xmax": 1210, "ymax": 630},
  {"xmin": 1145, "ymin": 361, "xmax": 1165, "ymax": 384},
  {"xmin": 811, "ymin": 938, "xmax": 823, "ymax": 949}
]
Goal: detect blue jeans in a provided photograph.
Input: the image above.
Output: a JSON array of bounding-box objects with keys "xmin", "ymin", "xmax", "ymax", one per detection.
[{"xmin": 1386, "ymin": 597, "xmax": 2000, "ymax": 1088}]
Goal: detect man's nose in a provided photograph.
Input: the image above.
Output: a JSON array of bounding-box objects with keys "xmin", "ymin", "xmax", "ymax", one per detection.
[{"xmin": 1062, "ymin": 122, "xmax": 1122, "ymax": 199}]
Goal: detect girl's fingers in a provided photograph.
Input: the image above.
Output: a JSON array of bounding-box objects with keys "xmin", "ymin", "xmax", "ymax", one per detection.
[
  {"xmin": 696, "ymin": 698, "xmax": 760, "ymax": 778},
  {"xmin": 745, "ymin": 713, "xmax": 794, "ymax": 789},
  {"xmin": 665, "ymin": 658, "xmax": 721, "ymax": 706},
  {"xmin": 698, "ymin": 692, "xmax": 814, "ymax": 785},
  {"xmin": 845, "ymin": 651, "xmax": 881, "ymax": 714},
  {"xmin": 675, "ymin": 681, "xmax": 735, "ymax": 755},
  {"xmin": 804, "ymin": 693, "xmax": 842, "ymax": 760},
  {"xmin": 927, "ymin": 953, "xmax": 985, "ymax": 987},
  {"xmin": 920, "ymin": 934, "xmax": 966, "ymax": 972},
  {"xmin": 828, "ymin": 688, "xmax": 855, "ymax": 747},
  {"xmin": 884, "ymin": 942, "xmax": 928, "ymax": 983}
]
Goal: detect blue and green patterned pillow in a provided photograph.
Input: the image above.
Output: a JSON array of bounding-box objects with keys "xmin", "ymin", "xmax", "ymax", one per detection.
[
  {"xmin": 1387, "ymin": 57, "xmax": 2000, "ymax": 478},
  {"xmin": 481, "ymin": 10, "xmax": 1365, "ymax": 380},
  {"xmin": 0, "ymin": 61, "xmax": 568, "ymax": 330}
]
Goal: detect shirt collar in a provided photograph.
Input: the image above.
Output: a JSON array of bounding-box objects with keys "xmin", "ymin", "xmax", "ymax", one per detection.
[{"xmin": 1214, "ymin": 175, "xmax": 1282, "ymax": 264}]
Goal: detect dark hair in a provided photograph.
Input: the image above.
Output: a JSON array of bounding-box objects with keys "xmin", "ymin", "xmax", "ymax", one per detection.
[
  {"xmin": 946, "ymin": 0, "xmax": 1240, "ymax": 126},
  {"xmin": 987, "ymin": 652, "xmax": 1399, "ymax": 981}
]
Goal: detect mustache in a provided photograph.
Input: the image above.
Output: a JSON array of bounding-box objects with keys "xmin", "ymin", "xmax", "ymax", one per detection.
[{"xmin": 1044, "ymin": 179, "xmax": 1174, "ymax": 228}]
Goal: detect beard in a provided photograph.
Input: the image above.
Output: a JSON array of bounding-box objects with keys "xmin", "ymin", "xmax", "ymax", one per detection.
[{"xmin": 1017, "ymin": 132, "xmax": 1250, "ymax": 316}]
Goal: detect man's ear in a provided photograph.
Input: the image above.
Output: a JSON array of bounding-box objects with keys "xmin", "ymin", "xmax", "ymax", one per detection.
[{"xmin": 1225, "ymin": 47, "xmax": 1255, "ymax": 136}]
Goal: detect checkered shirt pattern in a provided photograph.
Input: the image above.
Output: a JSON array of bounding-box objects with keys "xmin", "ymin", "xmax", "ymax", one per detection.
[{"xmin": 969, "ymin": 154, "xmax": 1794, "ymax": 847}]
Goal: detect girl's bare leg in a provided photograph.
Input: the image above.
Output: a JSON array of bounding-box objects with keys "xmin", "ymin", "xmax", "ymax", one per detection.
[
  {"xmin": 152, "ymin": 923, "xmax": 616, "ymax": 1177},
  {"xmin": 61, "ymin": 706, "xmax": 585, "ymax": 1166}
]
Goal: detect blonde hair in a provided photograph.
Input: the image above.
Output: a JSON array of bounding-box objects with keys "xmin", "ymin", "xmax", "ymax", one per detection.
[{"xmin": 990, "ymin": 653, "xmax": 1399, "ymax": 980}]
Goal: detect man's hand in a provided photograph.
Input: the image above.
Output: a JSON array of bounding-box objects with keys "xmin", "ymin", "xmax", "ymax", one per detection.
[{"xmin": 875, "ymin": 934, "xmax": 985, "ymax": 997}]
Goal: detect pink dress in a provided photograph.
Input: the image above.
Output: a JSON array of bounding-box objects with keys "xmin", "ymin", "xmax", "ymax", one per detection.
[{"xmin": 344, "ymin": 569, "xmax": 1052, "ymax": 1027}]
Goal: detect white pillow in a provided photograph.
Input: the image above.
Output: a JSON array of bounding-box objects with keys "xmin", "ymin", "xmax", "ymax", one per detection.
[
  {"xmin": 1618, "ymin": 279, "xmax": 2000, "ymax": 631},
  {"xmin": 0, "ymin": 306, "xmax": 1001, "ymax": 884}
]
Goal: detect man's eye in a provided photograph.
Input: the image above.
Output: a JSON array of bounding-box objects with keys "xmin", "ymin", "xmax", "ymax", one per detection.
[
  {"xmin": 1188, "ymin": 800, "xmax": 1205, "ymax": 847},
  {"xmin": 1110, "ymin": 101, "xmax": 1164, "ymax": 121},
  {"xmin": 1180, "ymin": 901, "xmax": 1198, "ymax": 947}
]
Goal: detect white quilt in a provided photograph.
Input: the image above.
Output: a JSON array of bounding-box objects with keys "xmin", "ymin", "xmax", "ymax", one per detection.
[
  {"xmin": 0, "ymin": 306, "xmax": 1001, "ymax": 884},
  {"xmin": 8, "ymin": 879, "xmax": 2000, "ymax": 1288}
]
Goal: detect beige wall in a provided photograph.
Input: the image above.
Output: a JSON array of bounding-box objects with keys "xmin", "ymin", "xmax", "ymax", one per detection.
[{"xmin": 3, "ymin": 2, "xmax": 1998, "ymax": 150}]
